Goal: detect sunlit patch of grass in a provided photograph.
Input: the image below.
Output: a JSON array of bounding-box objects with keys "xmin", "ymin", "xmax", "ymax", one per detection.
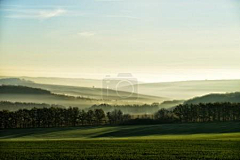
[{"xmin": 1, "ymin": 122, "xmax": 240, "ymax": 140}]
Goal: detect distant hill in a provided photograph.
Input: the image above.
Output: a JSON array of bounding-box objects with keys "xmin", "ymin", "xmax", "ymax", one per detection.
[
  {"xmin": 0, "ymin": 85, "xmax": 102, "ymax": 109},
  {"xmin": 0, "ymin": 101, "xmax": 64, "ymax": 111},
  {"xmin": 184, "ymin": 92, "xmax": 240, "ymax": 104},
  {"xmin": 1, "ymin": 85, "xmax": 240, "ymax": 112},
  {"xmin": 120, "ymin": 80, "xmax": 240, "ymax": 99},
  {"xmin": 21, "ymin": 76, "xmax": 103, "ymax": 88},
  {"xmin": 0, "ymin": 76, "xmax": 102, "ymax": 87},
  {"xmin": 0, "ymin": 85, "xmax": 51, "ymax": 94},
  {"xmin": 0, "ymin": 81, "xmax": 166, "ymax": 111},
  {"xmin": 0, "ymin": 78, "xmax": 34, "ymax": 85},
  {"xmin": 0, "ymin": 78, "xmax": 166, "ymax": 103},
  {"xmin": 159, "ymin": 100, "xmax": 184, "ymax": 109},
  {"xmin": 3, "ymin": 77, "xmax": 240, "ymax": 100}
]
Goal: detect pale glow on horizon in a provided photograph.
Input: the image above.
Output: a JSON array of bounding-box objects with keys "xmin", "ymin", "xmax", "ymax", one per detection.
[{"xmin": 1, "ymin": 66, "xmax": 240, "ymax": 83}]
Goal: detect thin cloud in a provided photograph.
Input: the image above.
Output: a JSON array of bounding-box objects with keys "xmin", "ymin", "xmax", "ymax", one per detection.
[
  {"xmin": 39, "ymin": 9, "xmax": 66, "ymax": 18},
  {"xmin": 6, "ymin": 9, "xmax": 66, "ymax": 19},
  {"xmin": 78, "ymin": 32, "xmax": 96, "ymax": 37},
  {"xmin": 3, "ymin": 6, "xmax": 136, "ymax": 20}
]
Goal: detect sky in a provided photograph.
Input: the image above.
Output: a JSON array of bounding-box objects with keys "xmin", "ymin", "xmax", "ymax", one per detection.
[{"xmin": 0, "ymin": 0, "xmax": 240, "ymax": 82}]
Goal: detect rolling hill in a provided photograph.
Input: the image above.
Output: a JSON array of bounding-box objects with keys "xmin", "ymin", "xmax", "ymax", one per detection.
[
  {"xmin": 0, "ymin": 78, "xmax": 34, "ymax": 85},
  {"xmin": 21, "ymin": 76, "xmax": 103, "ymax": 88},
  {"xmin": 1, "ymin": 122, "xmax": 239, "ymax": 140},
  {"xmin": 120, "ymin": 79, "xmax": 240, "ymax": 99},
  {"xmin": 0, "ymin": 85, "xmax": 102, "ymax": 109},
  {"xmin": 0, "ymin": 85, "xmax": 51, "ymax": 94},
  {"xmin": 0, "ymin": 76, "xmax": 103, "ymax": 87},
  {"xmin": 0, "ymin": 101, "xmax": 64, "ymax": 111},
  {"xmin": 0, "ymin": 78, "xmax": 167, "ymax": 111},
  {"xmin": 0, "ymin": 78, "xmax": 166, "ymax": 103},
  {"xmin": 184, "ymin": 92, "xmax": 240, "ymax": 104}
]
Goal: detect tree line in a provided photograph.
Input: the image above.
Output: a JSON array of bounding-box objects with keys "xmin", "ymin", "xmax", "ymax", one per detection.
[
  {"xmin": 0, "ymin": 101, "xmax": 64, "ymax": 111},
  {"xmin": 90, "ymin": 103, "xmax": 160, "ymax": 114},
  {"xmin": 0, "ymin": 85, "xmax": 98, "ymax": 101},
  {"xmin": 0, "ymin": 107, "xmax": 130, "ymax": 129},
  {"xmin": 0, "ymin": 102, "xmax": 239, "ymax": 129},
  {"xmin": 155, "ymin": 102, "xmax": 240, "ymax": 123}
]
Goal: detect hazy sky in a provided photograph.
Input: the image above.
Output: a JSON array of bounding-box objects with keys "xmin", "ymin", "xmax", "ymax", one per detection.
[{"xmin": 0, "ymin": 0, "xmax": 240, "ymax": 82}]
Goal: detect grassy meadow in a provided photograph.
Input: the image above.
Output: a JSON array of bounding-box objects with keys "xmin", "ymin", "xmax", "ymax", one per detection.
[
  {"xmin": 1, "ymin": 122, "xmax": 240, "ymax": 140},
  {"xmin": 1, "ymin": 122, "xmax": 240, "ymax": 159},
  {"xmin": 1, "ymin": 140, "xmax": 240, "ymax": 160}
]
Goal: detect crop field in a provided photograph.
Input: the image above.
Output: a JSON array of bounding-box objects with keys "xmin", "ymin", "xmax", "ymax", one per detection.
[
  {"xmin": 1, "ymin": 122, "xmax": 240, "ymax": 159},
  {"xmin": 1, "ymin": 122, "xmax": 240, "ymax": 140},
  {"xmin": 1, "ymin": 140, "xmax": 240, "ymax": 160}
]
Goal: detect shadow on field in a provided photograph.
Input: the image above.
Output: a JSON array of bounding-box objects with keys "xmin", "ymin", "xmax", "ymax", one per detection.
[
  {"xmin": 0, "ymin": 126, "xmax": 103, "ymax": 139},
  {"xmin": 92, "ymin": 122, "xmax": 240, "ymax": 138},
  {"xmin": 0, "ymin": 122, "xmax": 240, "ymax": 139}
]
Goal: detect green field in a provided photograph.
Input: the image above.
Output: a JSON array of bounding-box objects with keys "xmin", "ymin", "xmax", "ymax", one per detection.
[
  {"xmin": 1, "ymin": 140, "xmax": 240, "ymax": 160},
  {"xmin": 1, "ymin": 122, "xmax": 240, "ymax": 159},
  {"xmin": 1, "ymin": 122, "xmax": 240, "ymax": 140}
]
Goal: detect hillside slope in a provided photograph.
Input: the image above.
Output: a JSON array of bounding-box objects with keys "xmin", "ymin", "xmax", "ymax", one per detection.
[
  {"xmin": 184, "ymin": 92, "xmax": 240, "ymax": 104},
  {"xmin": 0, "ymin": 85, "xmax": 51, "ymax": 94},
  {"xmin": 1, "ymin": 122, "xmax": 239, "ymax": 140},
  {"xmin": 0, "ymin": 78, "xmax": 166, "ymax": 103},
  {"xmin": 120, "ymin": 80, "xmax": 240, "ymax": 99},
  {"xmin": 22, "ymin": 76, "xmax": 103, "ymax": 88},
  {"xmin": 0, "ymin": 86, "xmax": 101, "ymax": 109}
]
